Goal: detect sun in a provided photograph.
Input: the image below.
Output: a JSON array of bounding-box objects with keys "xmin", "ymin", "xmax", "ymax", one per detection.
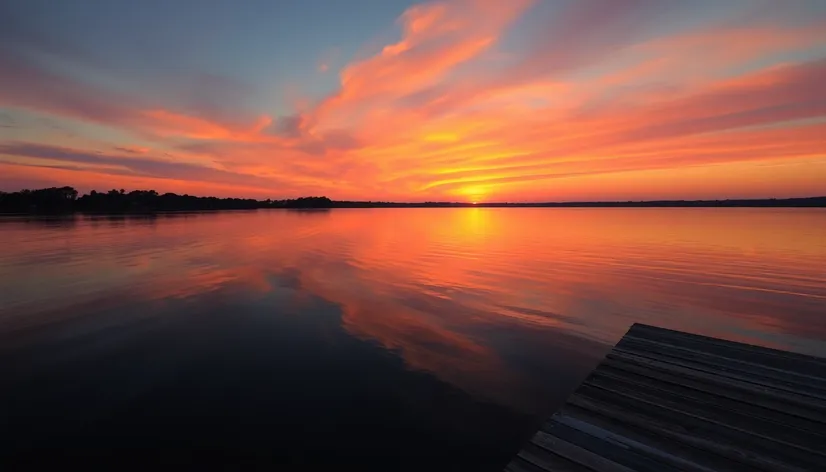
[{"xmin": 460, "ymin": 185, "xmax": 488, "ymax": 204}]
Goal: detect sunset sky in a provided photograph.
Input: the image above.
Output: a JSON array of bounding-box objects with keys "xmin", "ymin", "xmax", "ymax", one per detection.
[{"xmin": 1, "ymin": 0, "xmax": 825, "ymax": 202}]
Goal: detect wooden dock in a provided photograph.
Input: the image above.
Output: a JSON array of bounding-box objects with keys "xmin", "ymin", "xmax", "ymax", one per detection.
[{"xmin": 504, "ymin": 323, "xmax": 826, "ymax": 472}]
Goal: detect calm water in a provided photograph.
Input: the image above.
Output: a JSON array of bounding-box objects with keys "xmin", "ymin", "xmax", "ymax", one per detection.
[{"xmin": 2, "ymin": 208, "xmax": 825, "ymax": 469}]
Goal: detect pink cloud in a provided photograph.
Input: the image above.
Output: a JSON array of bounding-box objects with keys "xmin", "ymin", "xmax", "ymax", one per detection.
[
  {"xmin": 2, "ymin": 0, "xmax": 826, "ymax": 200},
  {"xmin": 313, "ymin": 0, "xmax": 534, "ymax": 129}
]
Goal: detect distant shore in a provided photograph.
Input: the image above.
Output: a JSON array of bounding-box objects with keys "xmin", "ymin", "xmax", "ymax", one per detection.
[
  {"xmin": 1, "ymin": 187, "xmax": 824, "ymax": 214},
  {"xmin": 320, "ymin": 197, "xmax": 826, "ymax": 208}
]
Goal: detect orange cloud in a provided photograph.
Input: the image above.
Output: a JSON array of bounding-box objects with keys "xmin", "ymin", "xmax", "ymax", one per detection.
[
  {"xmin": 0, "ymin": 161, "xmax": 277, "ymax": 198},
  {"xmin": 314, "ymin": 0, "xmax": 534, "ymax": 129},
  {"xmin": 2, "ymin": 0, "xmax": 826, "ymax": 201},
  {"xmin": 139, "ymin": 109, "xmax": 271, "ymax": 141}
]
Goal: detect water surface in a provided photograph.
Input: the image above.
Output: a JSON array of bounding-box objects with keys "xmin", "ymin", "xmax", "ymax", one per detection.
[{"xmin": 2, "ymin": 208, "xmax": 825, "ymax": 469}]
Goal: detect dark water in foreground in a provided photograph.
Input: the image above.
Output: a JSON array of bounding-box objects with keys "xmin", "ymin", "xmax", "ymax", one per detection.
[{"xmin": 1, "ymin": 208, "xmax": 825, "ymax": 469}]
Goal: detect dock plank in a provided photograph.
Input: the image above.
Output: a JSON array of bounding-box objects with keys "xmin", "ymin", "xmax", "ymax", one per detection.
[
  {"xmin": 570, "ymin": 385, "xmax": 821, "ymax": 471},
  {"xmin": 611, "ymin": 345, "xmax": 826, "ymax": 401},
  {"xmin": 598, "ymin": 355, "xmax": 826, "ymax": 426},
  {"xmin": 575, "ymin": 381, "xmax": 824, "ymax": 467},
  {"xmin": 530, "ymin": 430, "xmax": 637, "ymax": 472},
  {"xmin": 621, "ymin": 334, "xmax": 826, "ymax": 380},
  {"xmin": 606, "ymin": 350, "xmax": 826, "ymax": 413},
  {"xmin": 516, "ymin": 443, "xmax": 595, "ymax": 472},
  {"xmin": 555, "ymin": 405, "xmax": 747, "ymax": 472},
  {"xmin": 591, "ymin": 364, "xmax": 826, "ymax": 435},
  {"xmin": 628, "ymin": 325, "xmax": 826, "ymax": 373},
  {"xmin": 503, "ymin": 324, "xmax": 826, "ymax": 471},
  {"xmin": 616, "ymin": 337, "xmax": 826, "ymax": 396},
  {"xmin": 582, "ymin": 371, "xmax": 826, "ymax": 454}
]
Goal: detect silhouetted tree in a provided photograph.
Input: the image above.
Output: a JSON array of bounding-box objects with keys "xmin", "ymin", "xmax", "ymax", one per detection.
[
  {"xmin": 0, "ymin": 187, "xmax": 269, "ymax": 213},
  {"xmin": 282, "ymin": 196, "xmax": 333, "ymax": 208},
  {"xmin": 0, "ymin": 186, "xmax": 78, "ymax": 213}
]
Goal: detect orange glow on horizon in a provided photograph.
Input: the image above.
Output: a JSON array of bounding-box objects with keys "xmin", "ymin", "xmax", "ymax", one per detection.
[{"xmin": 1, "ymin": 0, "xmax": 825, "ymax": 200}]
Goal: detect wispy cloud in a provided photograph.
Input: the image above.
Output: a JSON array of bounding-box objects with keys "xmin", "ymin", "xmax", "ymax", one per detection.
[
  {"xmin": 0, "ymin": 142, "xmax": 293, "ymax": 192},
  {"xmin": 113, "ymin": 145, "xmax": 150, "ymax": 154},
  {"xmin": 1, "ymin": 0, "xmax": 825, "ymax": 199}
]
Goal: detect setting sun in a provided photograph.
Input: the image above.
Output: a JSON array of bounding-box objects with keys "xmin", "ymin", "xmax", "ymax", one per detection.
[
  {"xmin": 456, "ymin": 184, "xmax": 490, "ymax": 205},
  {"xmin": 2, "ymin": 0, "xmax": 824, "ymax": 201}
]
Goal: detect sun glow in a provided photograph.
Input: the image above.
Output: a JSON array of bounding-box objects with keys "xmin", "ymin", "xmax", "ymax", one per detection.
[
  {"xmin": 2, "ymin": 1, "xmax": 825, "ymax": 200},
  {"xmin": 459, "ymin": 185, "xmax": 488, "ymax": 204}
]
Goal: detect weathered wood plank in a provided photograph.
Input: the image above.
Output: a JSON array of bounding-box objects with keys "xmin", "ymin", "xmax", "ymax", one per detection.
[
  {"xmin": 575, "ymin": 379, "xmax": 825, "ymax": 470},
  {"xmin": 504, "ymin": 324, "xmax": 826, "ymax": 472},
  {"xmin": 617, "ymin": 336, "xmax": 826, "ymax": 394},
  {"xmin": 582, "ymin": 371, "xmax": 826, "ymax": 456},
  {"xmin": 622, "ymin": 332, "xmax": 826, "ymax": 380},
  {"xmin": 599, "ymin": 355, "xmax": 826, "ymax": 426},
  {"xmin": 515, "ymin": 442, "xmax": 595, "ymax": 472},
  {"xmin": 555, "ymin": 405, "xmax": 748, "ymax": 472},
  {"xmin": 627, "ymin": 324, "xmax": 826, "ymax": 373},
  {"xmin": 531, "ymin": 431, "xmax": 636, "ymax": 472},
  {"xmin": 593, "ymin": 362, "xmax": 826, "ymax": 435},
  {"xmin": 540, "ymin": 422, "xmax": 685, "ymax": 472},
  {"xmin": 568, "ymin": 392, "xmax": 809, "ymax": 472},
  {"xmin": 607, "ymin": 350, "xmax": 826, "ymax": 412}
]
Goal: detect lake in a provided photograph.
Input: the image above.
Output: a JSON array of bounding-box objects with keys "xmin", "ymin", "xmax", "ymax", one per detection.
[{"xmin": 2, "ymin": 208, "xmax": 825, "ymax": 469}]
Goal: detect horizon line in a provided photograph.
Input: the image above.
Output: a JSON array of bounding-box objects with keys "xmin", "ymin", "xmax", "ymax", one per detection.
[{"xmin": 2, "ymin": 186, "xmax": 825, "ymax": 207}]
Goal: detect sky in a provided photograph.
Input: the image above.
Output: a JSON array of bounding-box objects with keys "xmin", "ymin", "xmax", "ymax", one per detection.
[{"xmin": 1, "ymin": 0, "xmax": 825, "ymax": 202}]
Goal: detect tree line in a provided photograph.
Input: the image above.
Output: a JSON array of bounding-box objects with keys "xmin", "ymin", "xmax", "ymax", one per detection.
[
  {"xmin": 0, "ymin": 187, "xmax": 333, "ymax": 213},
  {"xmin": 1, "ymin": 186, "xmax": 824, "ymax": 213}
]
